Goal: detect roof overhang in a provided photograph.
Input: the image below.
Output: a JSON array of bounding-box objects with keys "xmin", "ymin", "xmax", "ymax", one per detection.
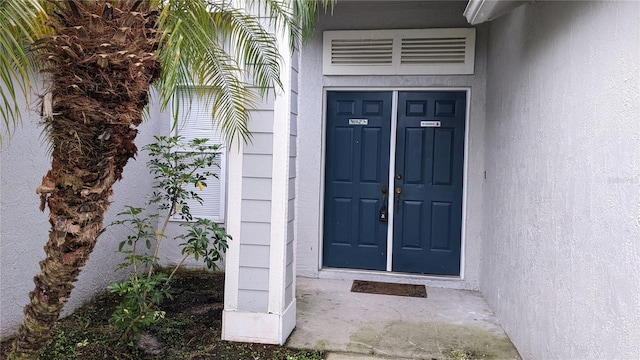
[{"xmin": 464, "ymin": 0, "xmax": 528, "ymax": 25}]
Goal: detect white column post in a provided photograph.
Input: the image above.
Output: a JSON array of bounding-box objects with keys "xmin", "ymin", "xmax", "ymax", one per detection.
[{"xmin": 221, "ymin": 0, "xmax": 295, "ymax": 345}]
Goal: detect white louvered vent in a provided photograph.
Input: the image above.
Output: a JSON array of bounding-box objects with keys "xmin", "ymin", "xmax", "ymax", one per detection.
[
  {"xmin": 331, "ymin": 38, "xmax": 394, "ymax": 65},
  {"xmin": 323, "ymin": 28, "xmax": 475, "ymax": 75},
  {"xmin": 401, "ymin": 37, "xmax": 467, "ymax": 64}
]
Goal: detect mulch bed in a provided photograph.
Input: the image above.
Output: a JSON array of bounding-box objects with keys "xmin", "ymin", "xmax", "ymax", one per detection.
[{"xmin": 0, "ymin": 270, "xmax": 324, "ymax": 360}]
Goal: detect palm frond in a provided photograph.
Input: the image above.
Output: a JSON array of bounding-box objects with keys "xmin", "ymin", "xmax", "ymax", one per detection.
[
  {"xmin": 207, "ymin": 4, "xmax": 283, "ymax": 94},
  {"xmin": 156, "ymin": 0, "xmax": 271, "ymax": 144},
  {"xmin": 293, "ymin": 0, "xmax": 334, "ymax": 42},
  {"xmin": 155, "ymin": 0, "xmax": 334, "ymax": 144},
  {"xmin": 0, "ymin": 0, "xmax": 47, "ymax": 143}
]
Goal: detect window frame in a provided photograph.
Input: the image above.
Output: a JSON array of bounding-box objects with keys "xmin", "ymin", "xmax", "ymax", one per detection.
[{"xmin": 170, "ymin": 86, "xmax": 227, "ymax": 224}]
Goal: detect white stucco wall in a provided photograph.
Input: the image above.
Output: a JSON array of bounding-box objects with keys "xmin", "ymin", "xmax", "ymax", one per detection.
[
  {"xmin": 0, "ymin": 88, "xmax": 161, "ymax": 338},
  {"xmin": 481, "ymin": 1, "xmax": 640, "ymax": 359},
  {"xmin": 297, "ymin": 1, "xmax": 487, "ymax": 289}
]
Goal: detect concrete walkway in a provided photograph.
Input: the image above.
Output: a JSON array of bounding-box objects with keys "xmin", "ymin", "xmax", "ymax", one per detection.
[{"xmin": 287, "ymin": 277, "xmax": 520, "ymax": 360}]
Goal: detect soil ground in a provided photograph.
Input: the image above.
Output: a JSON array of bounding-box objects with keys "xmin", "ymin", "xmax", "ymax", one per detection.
[{"xmin": 0, "ymin": 269, "xmax": 324, "ymax": 360}]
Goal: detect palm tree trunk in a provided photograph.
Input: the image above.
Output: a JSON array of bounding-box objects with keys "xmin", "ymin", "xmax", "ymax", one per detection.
[{"xmin": 9, "ymin": 1, "xmax": 161, "ymax": 358}]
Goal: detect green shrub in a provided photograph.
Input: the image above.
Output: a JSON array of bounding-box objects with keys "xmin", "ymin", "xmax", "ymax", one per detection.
[{"xmin": 108, "ymin": 136, "xmax": 230, "ymax": 343}]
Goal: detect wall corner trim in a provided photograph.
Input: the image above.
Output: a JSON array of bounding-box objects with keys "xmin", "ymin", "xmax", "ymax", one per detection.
[{"xmin": 222, "ymin": 300, "xmax": 297, "ymax": 345}]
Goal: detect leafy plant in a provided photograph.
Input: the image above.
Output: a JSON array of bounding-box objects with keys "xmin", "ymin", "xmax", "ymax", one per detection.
[{"xmin": 107, "ymin": 135, "xmax": 230, "ymax": 343}]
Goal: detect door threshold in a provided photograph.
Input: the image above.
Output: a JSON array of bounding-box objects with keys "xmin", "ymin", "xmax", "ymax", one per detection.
[{"xmin": 318, "ymin": 268, "xmax": 478, "ymax": 291}]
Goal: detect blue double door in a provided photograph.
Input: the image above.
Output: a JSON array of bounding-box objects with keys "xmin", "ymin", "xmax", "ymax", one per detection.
[{"xmin": 323, "ymin": 91, "xmax": 466, "ymax": 275}]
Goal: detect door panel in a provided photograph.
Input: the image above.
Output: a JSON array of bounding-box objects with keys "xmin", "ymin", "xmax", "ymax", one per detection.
[
  {"xmin": 392, "ymin": 91, "xmax": 466, "ymax": 275},
  {"xmin": 323, "ymin": 91, "xmax": 391, "ymax": 270}
]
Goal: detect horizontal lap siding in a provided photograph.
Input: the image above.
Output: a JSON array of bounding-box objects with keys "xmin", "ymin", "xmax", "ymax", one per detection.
[
  {"xmin": 285, "ymin": 223, "xmax": 295, "ymax": 306},
  {"xmin": 243, "ymin": 154, "xmax": 273, "ymax": 178},
  {"xmin": 238, "ymin": 289, "xmax": 269, "ymax": 312},
  {"xmin": 243, "ymin": 178, "xmax": 272, "ymax": 200},
  {"xmin": 237, "ymin": 102, "xmax": 274, "ymax": 313},
  {"xmin": 241, "ymin": 200, "xmax": 270, "ymax": 222},
  {"xmin": 243, "ymin": 133, "xmax": 273, "ymax": 155},
  {"xmin": 240, "ymin": 222, "xmax": 271, "ymax": 246}
]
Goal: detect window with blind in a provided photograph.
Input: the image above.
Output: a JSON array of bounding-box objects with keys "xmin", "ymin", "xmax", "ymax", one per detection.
[{"xmin": 173, "ymin": 88, "xmax": 226, "ymax": 223}]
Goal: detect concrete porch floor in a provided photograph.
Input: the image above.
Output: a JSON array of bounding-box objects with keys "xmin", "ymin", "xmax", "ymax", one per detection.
[{"xmin": 287, "ymin": 277, "xmax": 520, "ymax": 360}]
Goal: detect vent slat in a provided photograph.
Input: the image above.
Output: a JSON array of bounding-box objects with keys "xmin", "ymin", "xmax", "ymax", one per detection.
[
  {"xmin": 333, "ymin": 39, "xmax": 393, "ymax": 42},
  {"xmin": 333, "ymin": 41, "xmax": 393, "ymax": 45},
  {"xmin": 403, "ymin": 42, "xmax": 465, "ymax": 46},
  {"xmin": 333, "ymin": 55, "xmax": 394, "ymax": 59},
  {"xmin": 333, "ymin": 49, "xmax": 394, "ymax": 53},
  {"xmin": 402, "ymin": 54, "xmax": 466, "ymax": 58},
  {"xmin": 403, "ymin": 43, "xmax": 466, "ymax": 47},
  {"xmin": 402, "ymin": 49, "xmax": 466, "ymax": 54},
  {"xmin": 402, "ymin": 37, "xmax": 466, "ymax": 42},
  {"xmin": 402, "ymin": 57, "xmax": 465, "ymax": 61},
  {"xmin": 332, "ymin": 57, "xmax": 393, "ymax": 60},
  {"xmin": 333, "ymin": 45, "xmax": 393, "ymax": 49},
  {"xmin": 401, "ymin": 53, "xmax": 466, "ymax": 58},
  {"xmin": 333, "ymin": 60, "xmax": 393, "ymax": 64},
  {"xmin": 403, "ymin": 40, "xmax": 466, "ymax": 43},
  {"xmin": 402, "ymin": 44, "xmax": 466, "ymax": 49},
  {"xmin": 402, "ymin": 60, "xmax": 465, "ymax": 64}
]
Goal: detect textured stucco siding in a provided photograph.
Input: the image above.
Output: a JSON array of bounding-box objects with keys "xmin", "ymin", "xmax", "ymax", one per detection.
[
  {"xmin": 0, "ymin": 88, "xmax": 160, "ymax": 338},
  {"xmin": 481, "ymin": 1, "xmax": 640, "ymax": 359},
  {"xmin": 297, "ymin": 1, "xmax": 487, "ymax": 289}
]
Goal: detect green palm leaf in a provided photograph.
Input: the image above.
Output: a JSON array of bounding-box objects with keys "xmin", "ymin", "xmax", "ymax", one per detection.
[
  {"xmin": 156, "ymin": 0, "xmax": 275, "ymax": 144},
  {"xmin": 0, "ymin": 0, "xmax": 46, "ymax": 142}
]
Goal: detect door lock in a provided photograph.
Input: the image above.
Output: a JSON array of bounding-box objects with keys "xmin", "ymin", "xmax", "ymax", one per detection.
[
  {"xmin": 394, "ymin": 186, "xmax": 402, "ymax": 211},
  {"xmin": 379, "ymin": 185, "xmax": 388, "ymax": 223}
]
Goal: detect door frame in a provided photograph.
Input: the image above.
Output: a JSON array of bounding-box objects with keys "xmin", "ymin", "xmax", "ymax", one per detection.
[{"xmin": 318, "ymin": 87, "xmax": 471, "ymax": 279}]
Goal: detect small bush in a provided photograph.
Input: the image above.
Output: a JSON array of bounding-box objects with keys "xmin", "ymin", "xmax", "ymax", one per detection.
[{"xmin": 108, "ymin": 136, "xmax": 230, "ymax": 343}]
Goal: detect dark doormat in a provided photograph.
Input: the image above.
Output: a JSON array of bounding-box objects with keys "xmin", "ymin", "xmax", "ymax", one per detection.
[{"xmin": 351, "ymin": 280, "xmax": 427, "ymax": 298}]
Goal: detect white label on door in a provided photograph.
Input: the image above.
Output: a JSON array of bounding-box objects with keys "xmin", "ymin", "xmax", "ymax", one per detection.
[
  {"xmin": 349, "ymin": 118, "xmax": 368, "ymax": 125},
  {"xmin": 420, "ymin": 121, "xmax": 441, "ymax": 127}
]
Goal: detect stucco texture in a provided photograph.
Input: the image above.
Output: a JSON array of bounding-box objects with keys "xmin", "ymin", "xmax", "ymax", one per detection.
[
  {"xmin": 296, "ymin": 1, "xmax": 487, "ymax": 290},
  {"xmin": 481, "ymin": 1, "xmax": 640, "ymax": 359},
  {"xmin": 0, "ymin": 89, "xmax": 161, "ymax": 338}
]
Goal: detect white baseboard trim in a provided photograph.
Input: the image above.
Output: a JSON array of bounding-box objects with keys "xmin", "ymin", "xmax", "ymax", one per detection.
[{"xmin": 222, "ymin": 299, "xmax": 297, "ymax": 345}]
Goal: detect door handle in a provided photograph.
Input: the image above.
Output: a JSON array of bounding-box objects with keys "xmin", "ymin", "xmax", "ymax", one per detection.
[
  {"xmin": 379, "ymin": 185, "xmax": 388, "ymax": 222},
  {"xmin": 395, "ymin": 186, "xmax": 402, "ymax": 195}
]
